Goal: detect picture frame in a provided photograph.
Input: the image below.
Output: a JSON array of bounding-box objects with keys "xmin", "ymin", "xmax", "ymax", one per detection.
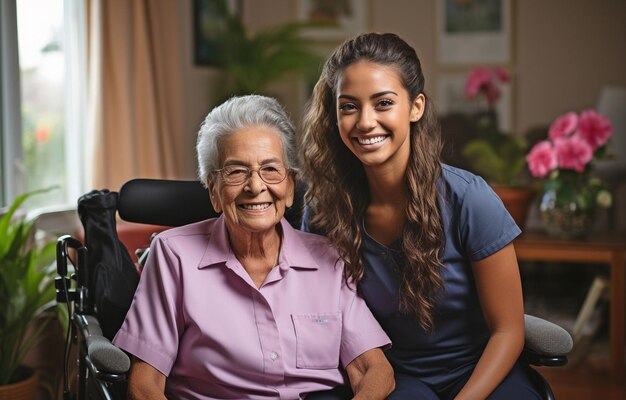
[
  {"xmin": 297, "ymin": 0, "xmax": 368, "ymax": 41},
  {"xmin": 193, "ymin": 0, "xmax": 242, "ymax": 66},
  {"xmin": 436, "ymin": 0, "xmax": 512, "ymax": 65},
  {"xmin": 436, "ymin": 70, "xmax": 513, "ymax": 132}
]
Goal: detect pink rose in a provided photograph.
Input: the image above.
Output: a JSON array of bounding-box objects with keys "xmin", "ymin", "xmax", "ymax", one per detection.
[
  {"xmin": 554, "ymin": 135, "xmax": 593, "ymax": 172},
  {"xmin": 577, "ymin": 109, "xmax": 613, "ymax": 150},
  {"xmin": 526, "ymin": 140, "xmax": 557, "ymax": 178},
  {"xmin": 548, "ymin": 112, "xmax": 578, "ymax": 141}
]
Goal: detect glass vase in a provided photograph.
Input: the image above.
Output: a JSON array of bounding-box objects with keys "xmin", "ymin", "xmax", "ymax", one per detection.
[
  {"xmin": 539, "ymin": 189, "xmax": 593, "ymax": 239},
  {"xmin": 538, "ymin": 172, "xmax": 597, "ymax": 239}
]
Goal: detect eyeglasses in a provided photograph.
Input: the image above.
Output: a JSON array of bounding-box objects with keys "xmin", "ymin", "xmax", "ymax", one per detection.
[{"xmin": 214, "ymin": 163, "xmax": 288, "ymax": 185}]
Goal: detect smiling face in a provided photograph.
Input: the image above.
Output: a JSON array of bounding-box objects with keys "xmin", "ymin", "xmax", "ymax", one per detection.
[
  {"xmin": 208, "ymin": 125, "xmax": 295, "ymax": 237},
  {"xmin": 335, "ymin": 61, "xmax": 425, "ymax": 171}
]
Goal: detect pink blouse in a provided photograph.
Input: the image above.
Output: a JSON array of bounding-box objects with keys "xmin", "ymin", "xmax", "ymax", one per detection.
[{"xmin": 113, "ymin": 215, "xmax": 390, "ymax": 399}]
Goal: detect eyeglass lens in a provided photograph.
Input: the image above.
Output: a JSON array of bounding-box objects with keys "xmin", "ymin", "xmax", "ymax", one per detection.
[{"xmin": 220, "ymin": 164, "xmax": 286, "ymax": 184}]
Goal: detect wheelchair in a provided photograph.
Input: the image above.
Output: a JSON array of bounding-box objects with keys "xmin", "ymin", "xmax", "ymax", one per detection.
[{"xmin": 55, "ymin": 178, "xmax": 573, "ymax": 400}]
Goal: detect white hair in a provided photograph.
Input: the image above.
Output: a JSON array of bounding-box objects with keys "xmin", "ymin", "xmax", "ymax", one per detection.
[{"xmin": 196, "ymin": 95, "xmax": 298, "ymax": 187}]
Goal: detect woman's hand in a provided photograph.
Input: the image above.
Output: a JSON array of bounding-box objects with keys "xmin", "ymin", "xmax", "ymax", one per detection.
[
  {"xmin": 128, "ymin": 356, "xmax": 167, "ymax": 400},
  {"xmin": 346, "ymin": 348, "xmax": 395, "ymax": 399}
]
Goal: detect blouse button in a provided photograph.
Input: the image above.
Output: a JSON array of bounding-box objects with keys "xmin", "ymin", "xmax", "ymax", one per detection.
[{"xmin": 270, "ymin": 351, "xmax": 279, "ymax": 361}]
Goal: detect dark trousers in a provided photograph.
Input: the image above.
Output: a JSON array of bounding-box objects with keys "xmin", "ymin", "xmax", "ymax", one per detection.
[{"xmin": 388, "ymin": 362, "xmax": 544, "ymax": 399}]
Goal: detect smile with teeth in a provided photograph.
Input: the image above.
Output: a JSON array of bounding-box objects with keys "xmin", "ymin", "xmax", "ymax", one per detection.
[
  {"xmin": 239, "ymin": 203, "xmax": 271, "ymax": 210},
  {"xmin": 356, "ymin": 135, "xmax": 387, "ymax": 145}
]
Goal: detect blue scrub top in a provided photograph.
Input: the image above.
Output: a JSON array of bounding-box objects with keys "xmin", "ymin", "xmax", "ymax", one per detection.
[{"xmin": 302, "ymin": 164, "xmax": 521, "ymax": 387}]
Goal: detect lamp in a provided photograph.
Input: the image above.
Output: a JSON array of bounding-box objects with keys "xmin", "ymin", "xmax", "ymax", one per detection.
[
  {"xmin": 595, "ymin": 85, "xmax": 626, "ymax": 231},
  {"xmin": 596, "ymin": 85, "xmax": 626, "ymax": 173}
]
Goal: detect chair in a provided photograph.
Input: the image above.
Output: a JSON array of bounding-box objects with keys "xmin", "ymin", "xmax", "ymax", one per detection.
[{"xmin": 55, "ymin": 178, "xmax": 572, "ymax": 400}]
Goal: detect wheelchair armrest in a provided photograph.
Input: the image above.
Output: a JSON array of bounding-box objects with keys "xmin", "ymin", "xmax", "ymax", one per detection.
[
  {"xmin": 523, "ymin": 314, "xmax": 573, "ymax": 366},
  {"xmin": 521, "ymin": 347, "xmax": 568, "ymax": 367},
  {"xmin": 75, "ymin": 315, "xmax": 131, "ymax": 378}
]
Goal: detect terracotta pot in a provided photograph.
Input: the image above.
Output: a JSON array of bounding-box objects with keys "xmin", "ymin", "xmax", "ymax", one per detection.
[
  {"xmin": 491, "ymin": 186, "xmax": 535, "ymax": 229},
  {"xmin": 0, "ymin": 368, "xmax": 38, "ymax": 400}
]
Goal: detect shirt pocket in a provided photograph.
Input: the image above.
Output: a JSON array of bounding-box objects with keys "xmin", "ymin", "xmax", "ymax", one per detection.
[{"xmin": 291, "ymin": 312, "xmax": 342, "ymax": 369}]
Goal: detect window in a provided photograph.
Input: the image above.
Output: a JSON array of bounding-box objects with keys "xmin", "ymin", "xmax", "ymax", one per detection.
[
  {"xmin": 17, "ymin": 0, "xmax": 66, "ymax": 208},
  {"xmin": 1, "ymin": 0, "xmax": 86, "ymax": 209}
]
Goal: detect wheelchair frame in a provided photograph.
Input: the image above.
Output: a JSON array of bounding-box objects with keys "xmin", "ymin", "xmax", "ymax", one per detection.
[{"xmin": 56, "ymin": 236, "xmax": 129, "ymax": 400}]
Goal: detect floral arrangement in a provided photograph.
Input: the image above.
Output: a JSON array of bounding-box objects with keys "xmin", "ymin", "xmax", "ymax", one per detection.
[
  {"xmin": 526, "ymin": 109, "xmax": 613, "ymax": 236},
  {"xmin": 461, "ymin": 66, "xmax": 528, "ymax": 187}
]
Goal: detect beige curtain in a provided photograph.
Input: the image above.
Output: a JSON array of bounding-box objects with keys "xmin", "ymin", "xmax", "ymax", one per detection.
[{"xmin": 86, "ymin": 0, "xmax": 184, "ymax": 191}]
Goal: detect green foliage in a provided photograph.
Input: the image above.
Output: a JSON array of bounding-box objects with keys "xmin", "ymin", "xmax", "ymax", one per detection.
[
  {"xmin": 462, "ymin": 113, "xmax": 528, "ymax": 187},
  {"xmin": 543, "ymin": 170, "xmax": 612, "ymax": 211},
  {"xmin": 211, "ymin": 15, "xmax": 322, "ymax": 101},
  {"xmin": 0, "ymin": 189, "xmax": 57, "ymax": 385}
]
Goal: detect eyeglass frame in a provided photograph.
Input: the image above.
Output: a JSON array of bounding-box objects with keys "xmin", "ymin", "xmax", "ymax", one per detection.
[{"xmin": 212, "ymin": 163, "xmax": 291, "ymax": 186}]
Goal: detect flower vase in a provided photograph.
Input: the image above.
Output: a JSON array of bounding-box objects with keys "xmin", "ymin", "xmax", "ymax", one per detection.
[
  {"xmin": 538, "ymin": 172, "xmax": 608, "ymax": 239},
  {"xmin": 539, "ymin": 188, "xmax": 593, "ymax": 239}
]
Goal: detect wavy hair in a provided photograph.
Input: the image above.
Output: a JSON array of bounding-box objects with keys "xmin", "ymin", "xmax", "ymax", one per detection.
[{"xmin": 300, "ymin": 33, "xmax": 445, "ymax": 330}]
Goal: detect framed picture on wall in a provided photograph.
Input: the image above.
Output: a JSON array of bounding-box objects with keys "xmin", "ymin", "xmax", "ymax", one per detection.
[
  {"xmin": 193, "ymin": 0, "xmax": 242, "ymax": 66},
  {"xmin": 436, "ymin": 70, "xmax": 513, "ymax": 132},
  {"xmin": 437, "ymin": 0, "xmax": 512, "ymax": 65},
  {"xmin": 297, "ymin": 0, "xmax": 368, "ymax": 41}
]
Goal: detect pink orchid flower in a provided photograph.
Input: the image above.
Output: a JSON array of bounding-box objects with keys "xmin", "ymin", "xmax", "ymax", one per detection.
[
  {"xmin": 465, "ymin": 66, "xmax": 510, "ymax": 109},
  {"xmin": 464, "ymin": 67, "xmax": 491, "ymax": 99},
  {"xmin": 554, "ymin": 135, "xmax": 593, "ymax": 172},
  {"xmin": 526, "ymin": 140, "xmax": 557, "ymax": 178},
  {"xmin": 493, "ymin": 67, "xmax": 510, "ymax": 83},
  {"xmin": 483, "ymin": 82, "xmax": 501, "ymax": 107},
  {"xmin": 548, "ymin": 112, "xmax": 578, "ymax": 141},
  {"xmin": 577, "ymin": 109, "xmax": 613, "ymax": 150}
]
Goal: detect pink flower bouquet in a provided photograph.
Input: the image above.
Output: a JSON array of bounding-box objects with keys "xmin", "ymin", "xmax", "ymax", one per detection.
[
  {"xmin": 527, "ymin": 110, "xmax": 612, "ymax": 179},
  {"xmin": 527, "ymin": 109, "xmax": 614, "ymax": 237}
]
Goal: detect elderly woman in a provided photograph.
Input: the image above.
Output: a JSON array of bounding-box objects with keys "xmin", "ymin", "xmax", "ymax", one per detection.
[{"xmin": 113, "ymin": 95, "xmax": 393, "ymax": 400}]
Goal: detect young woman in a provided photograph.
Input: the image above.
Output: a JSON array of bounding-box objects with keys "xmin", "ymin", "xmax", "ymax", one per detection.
[{"xmin": 300, "ymin": 33, "xmax": 541, "ymax": 399}]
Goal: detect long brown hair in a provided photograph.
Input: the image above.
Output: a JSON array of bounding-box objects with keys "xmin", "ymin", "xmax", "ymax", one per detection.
[{"xmin": 300, "ymin": 32, "xmax": 445, "ymax": 330}]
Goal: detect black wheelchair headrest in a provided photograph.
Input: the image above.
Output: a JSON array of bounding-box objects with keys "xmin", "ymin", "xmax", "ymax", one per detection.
[
  {"xmin": 118, "ymin": 179, "xmax": 217, "ymax": 227},
  {"xmin": 117, "ymin": 178, "xmax": 305, "ymax": 228}
]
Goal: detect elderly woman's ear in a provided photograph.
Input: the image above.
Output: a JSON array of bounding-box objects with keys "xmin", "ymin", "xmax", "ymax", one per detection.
[{"xmin": 207, "ymin": 179, "xmax": 222, "ymax": 213}]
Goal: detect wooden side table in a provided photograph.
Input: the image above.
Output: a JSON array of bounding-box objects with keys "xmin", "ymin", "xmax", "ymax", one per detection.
[{"xmin": 514, "ymin": 232, "xmax": 626, "ymax": 382}]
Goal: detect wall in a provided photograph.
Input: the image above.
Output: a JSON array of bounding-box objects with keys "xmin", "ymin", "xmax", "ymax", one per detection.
[
  {"xmin": 181, "ymin": 0, "xmax": 626, "ymax": 175},
  {"xmin": 516, "ymin": 0, "xmax": 626, "ymax": 134}
]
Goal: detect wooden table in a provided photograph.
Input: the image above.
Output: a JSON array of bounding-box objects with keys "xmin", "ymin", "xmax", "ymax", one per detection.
[{"xmin": 514, "ymin": 231, "xmax": 626, "ymax": 382}]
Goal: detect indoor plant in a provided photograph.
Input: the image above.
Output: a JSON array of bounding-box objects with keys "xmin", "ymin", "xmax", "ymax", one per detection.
[
  {"xmin": 0, "ymin": 189, "xmax": 57, "ymax": 398},
  {"xmin": 461, "ymin": 66, "xmax": 533, "ymax": 226},
  {"xmin": 462, "ymin": 66, "xmax": 528, "ymax": 186},
  {"xmin": 526, "ymin": 109, "xmax": 613, "ymax": 238},
  {"xmin": 204, "ymin": 7, "xmax": 322, "ymax": 101}
]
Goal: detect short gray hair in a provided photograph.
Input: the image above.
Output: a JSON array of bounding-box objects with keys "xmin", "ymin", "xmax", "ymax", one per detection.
[{"xmin": 196, "ymin": 95, "xmax": 298, "ymax": 187}]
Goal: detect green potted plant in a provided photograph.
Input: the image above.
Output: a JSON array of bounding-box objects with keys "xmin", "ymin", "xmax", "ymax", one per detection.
[
  {"xmin": 0, "ymin": 189, "xmax": 57, "ymax": 399},
  {"xmin": 200, "ymin": 2, "xmax": 322, "ymax": 100},
  {"xmin": 460, "ymin": 66, "xmax": 534, "ymax": 227}
]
